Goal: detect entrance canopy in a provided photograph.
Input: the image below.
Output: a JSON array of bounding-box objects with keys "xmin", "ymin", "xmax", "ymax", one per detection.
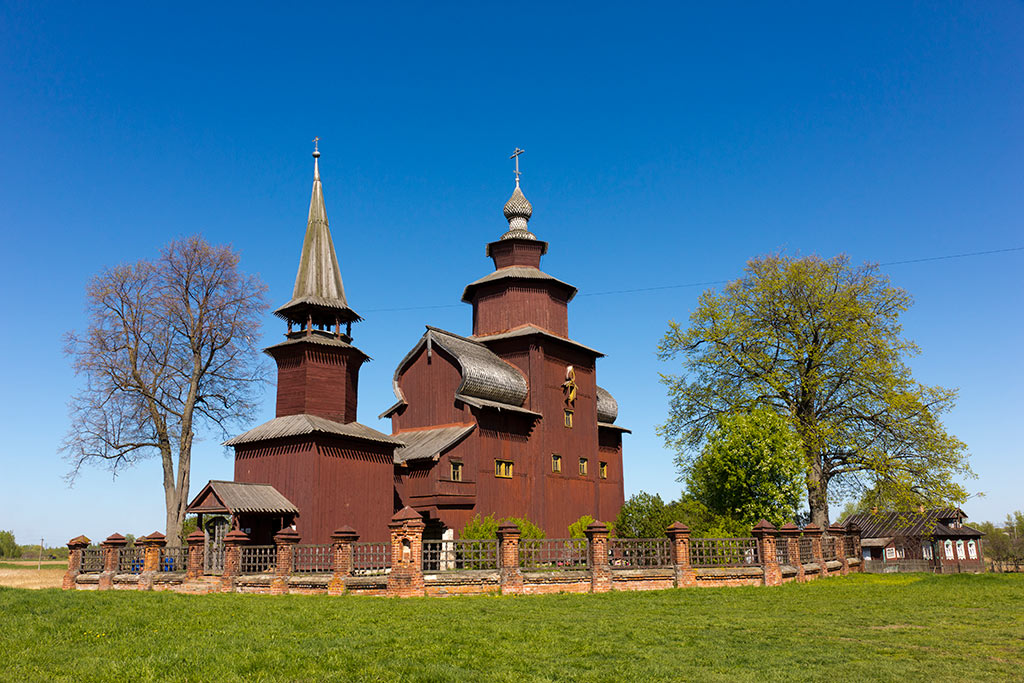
[{"xmin": 186, "ymin": 480, "xmax": 299, "ymax": 517}]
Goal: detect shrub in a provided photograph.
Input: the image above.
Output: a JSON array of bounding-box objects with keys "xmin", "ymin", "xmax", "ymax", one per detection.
[
  {"xmin": 568, "ymin": 515, "xmax": 595, "ymax": 539},
  {"xmin": 460, "ymin": 514, "xmax": 546, "ymax": 539}
]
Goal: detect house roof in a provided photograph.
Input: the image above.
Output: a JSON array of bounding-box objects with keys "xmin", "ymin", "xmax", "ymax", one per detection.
[
  {"xmin": 472, "ymin": 325, "xmax": 604, "ymax": 357},
  {"xmin": 392, "ymin": 424, "xmax": 476, "ymax": 465},
  {"xmin": 224, "ymin": 413, "xmax": 402, "ymax": 447},
  {"xmin": 461, "ymin": 266, "xmax": 577, "ymax": 303},
  {"xmin": 185, "ymin": 480, "xmax": 299, "ymax": 515},
  {"xmin": 841, "ymin": 508, "xmax": 976, "ymax": 539},
  {"xmin": 382, "ymin": 326, "xmax": 530, "ymax": 418}
]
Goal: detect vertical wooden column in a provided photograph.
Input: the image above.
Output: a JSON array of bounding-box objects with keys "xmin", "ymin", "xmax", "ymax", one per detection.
[
  {"xmin": 666, "ymin": 522, "xmax": 695, "ymax": 588},
  {"xmin": 328, "ymin": 526, "xmax": 358, "ymax": 596},
  {"xmin": 497, "ymin": 522, "xmax": 523, "ymax": 595},
  {"xmin": 98, "ymin": 533, "xmax": 126, "ymax": 591},
  {"xmin": 585, "ymin": 522, "xmax": 611, "ymax": 593},
  {"xmin": 271, "ymin": 528, "xmax": 300, "ymax": 595},
  {"xmin": 63, "ymin": 535, "xmax": 90, "ymax": 590},
  {"xmin": 220, "ymin": 529, "xmax": 249, "ymax": 593},
  {"xmin": 752, "ymin": 520, "xmax": 781, "ymax": 586},
  {"xmin": 186, "ymin": 529, "xmax": 206, "ymax": 579},
  {"xmin": 803, "ymin": 524, "xmax": 825, "ymax": 577},
  {"xmin": 829, "ymin": 523, "xmax": 849, "ymax": 575},
  {"xmin": 779, "ymin": 523, "xmax": 804, "ymax": 582},
  {"xmin": 387, "ymin": 507, "xmax": 425, "ymax": 597}
]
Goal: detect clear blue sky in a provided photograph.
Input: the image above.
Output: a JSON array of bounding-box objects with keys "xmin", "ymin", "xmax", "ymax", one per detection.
[{"xmin": 1, "ymin": 2, "xmax": 1021, "ymax": 545}]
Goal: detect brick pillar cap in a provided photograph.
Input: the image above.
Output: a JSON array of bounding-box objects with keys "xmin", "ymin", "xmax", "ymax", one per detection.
[
  {"xmin": 845, "ymin": 522, "xmax": 860, "ymax": 534},
  {"xmin": 497, "ymin": 521, "xmax": 520, "ymax": 534},
  {"xmin": 331, "ymin": 526, "xmax": 359, "ymax": 542},
  {"xmin": 779, "ymin": 523, "xmax": 801, "ymax": 533},
  {"xmin": 186, "ymin": 529, "xmax": 206, "ymax": 544},
  {"xmin": 224, "ymin": 529, "xmax": 250, "ymax": 544},
  {"xmin": 141, "ymin": 531, "xmax": 167, "ymax": 546},
  {"xmin": 274, "ymin": 527, "xmax": 301, "ymax": 544},
  {"xmin": 391, "ymin": 506, "xmax": 424, "ymax": 523},
  {"xmin": 752, "ymin": 519, "xmax": 776, "ymax": 532},
  {"xmin": 103, "ymin": 533, "xmax": 128, "ymax": 547},
  {"xmin": 802, "ymin": 523, "xmax": 822, "ymax": 533},
  {"xmin": 666, "ymin": 521, "xmax": 690, "ymax": 533},
  {"xmin": 585, "ymin": 521, "xmax": 608, "ymax": 533},
  {"xmin": 828, "ymin": 523, "xmax": 846, "ymax": 533},
  {"xmin": 67, "ymin": 535, "xmax": 91, "ymax": 549}
]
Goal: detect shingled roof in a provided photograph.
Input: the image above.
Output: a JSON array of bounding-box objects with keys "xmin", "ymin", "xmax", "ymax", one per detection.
[
  {"xmin": 382, "ymin": 326, "xmax": 530, "ymax": 418},
  {"xmin": 473, "ymin": 325, "xmax": 604, "ymax": 357},
  {"xmin": 841, "ymin": 508, "xmax": 981, "ymax": 539},
  {"xmin": 224, "ymin": 414, "xmax": 402, "ymax": 447},
  {"xmin": 596, "ymin": 386, "xmax": 618, "ymax": 423},
  {"xmin": 185, "ymin": 480, "xmax": 299, "ymax": 515},
  {"xmin": 461, "ymin": 266, "xmax": 577, "ymax": 303},
  {"xmin": 392, "ymin": 424, "xmax": 476, "ymax": 465}
]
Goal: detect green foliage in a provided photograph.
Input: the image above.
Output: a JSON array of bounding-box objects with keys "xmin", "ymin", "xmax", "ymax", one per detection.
[
  {"xmin": 179, "ymin": 515, "xmax": 199, "ymax": 544},
  {"xmin": 1, "ymin": 575, "xmax": 1023, "ymax": 679},
  {"xmin": 0, "ymin": 531, "xmax": 19, "ymax": 559},
  {"xmin": 687, "ymin": 407, "xmax": 805, "ymax": 527},
  {"xmin": 459, "ymin": 514, "xmax": 546, "ymax": 539},
  {"xmin": 658, "ymin": 254, "xmax": 973, "ymax": 525},
  {"xmin": 979, "ymin": 512, "xmax": 1024, "ymax": 571},
  {"xmin": 615, "ymin": 492, "xmax": 755, "ymax": 539},
  {"xmin": 568, "ymin": 515, "xmax": 595, "ymax": 539}
]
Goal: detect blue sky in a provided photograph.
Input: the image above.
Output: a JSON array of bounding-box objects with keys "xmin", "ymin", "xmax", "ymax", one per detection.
[{"xmin": 1, "ymin": 2, "xmax": 1021, "ymax": 545}]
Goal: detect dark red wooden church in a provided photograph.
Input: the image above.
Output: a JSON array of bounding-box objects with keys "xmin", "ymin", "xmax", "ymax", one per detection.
[{"xmin": 188, "ymin": 148, "xmax": 628, "ymax": 543}]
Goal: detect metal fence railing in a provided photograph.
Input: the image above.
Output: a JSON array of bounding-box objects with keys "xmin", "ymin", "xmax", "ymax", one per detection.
[
  {"xmin": 821, "ymin": 536, "xmax": 838, "ymax": 561},
  {"xmin": 352, "ymin": 542, "xmax": 390, "ymax": 576},
  {"xmin": 609, "ymin": 538, "xmax": 672, "ymax": 568},
  {"xmin": 690, "ymin": 538, "xmax": 760, "ymax": 568},
  {"xmin": 519, "ymin": 539, "xmax": 589, "ymax": 570},
  {"xmin": 80, "ymin": 548, "xmax": 104, "ymax": 573},
  {"xmin": 239, "ymin": 545, "xmax": 277, "ymax": 574},
  {"xmin": 799, "ymin": 537, "xmax": 814, "ymax": 563},
  {"xmin": 160, "ymin": 546, "xmax": 188, "ymax": 572},
  {"xmin": 776, "ymin": 540, "xmax": 790, "ymax": 565},
  {"xmin": 422, "ymin": 539, "xmax": 499, "ymax": 571},
  {"xmin": 118, "ymin": 547, "xmax": 145, "ymax": 573},
  {"xmin": 292, "ymin": 544, "xmax": 333, "ymax": 573}
]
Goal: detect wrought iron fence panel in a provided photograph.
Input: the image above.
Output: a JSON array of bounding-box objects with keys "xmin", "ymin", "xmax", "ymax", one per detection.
[
  {"xmin": 609, "ymin": 538, "xmax": 672, "ymax": 568},
  {"xmin": 690, "ymin": 538, "xmax": 760, "ymax": 568},
  {"xmin": 821, "ymin": 536, "xmax": 838, "ymax": 561},
  {"xmin": 118, "ymin": 547, "xmax": 145, "ymax": 573},
  {"xmin": 799, "ymin": 537, "xmax": 814, "ymax": 563},
  {"xmin": 775, "ymin": 541, "xmax": 789, "ymax": 565},
  {"xmin": 205, "ymin": 543, "xmax": 225, "ymax": 574},
  {"xmin": 239, "ymin": 545, "xmax": 277, "ymax": 574},
  {"xmin": 292, "ymin": 544, "xmax": 333, "ymax": 573},
  {"xmin": 422, "ymin": 539, "xmax": 499, "ymax": 571},
  {"xmin": 351, "ymin": 542, "xmax": 390, "ymax": 576},
  {"xmin": 519, "ymin": 538, "xmax": 589, "ymax": 571},
  {"xmin": 160, "ymin": 546, "xmax": 188, "ymax": 572},
  {"xmin": 80, "ymin": 548, "xmax": 104, "ymax": 573}
]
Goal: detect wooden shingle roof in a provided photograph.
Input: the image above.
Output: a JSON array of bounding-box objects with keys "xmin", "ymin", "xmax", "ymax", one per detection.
[
  {"xmin": 186, "ymin": 480, "xmax": 299, "ymax": 515},
  {"xmin": 392, "ymin": 424, "xmax": 476, "ymax": 465},
  {"xmin": 841, "ymin": 508, "xmax": 979, "ymax": 539},
  {"xmin": 224, "ymin": 414, "xmax": 402, "ymax": 447}
]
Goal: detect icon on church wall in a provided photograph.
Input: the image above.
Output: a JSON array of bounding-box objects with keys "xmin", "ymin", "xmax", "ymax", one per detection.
[{"xmin": 562, "ymin": 366, "xmax": 577, "ymax": 407}]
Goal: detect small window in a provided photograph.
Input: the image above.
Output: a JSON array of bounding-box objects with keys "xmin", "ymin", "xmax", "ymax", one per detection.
[
  {"xmin": 599, "ymin": 461, "xmax": 608, "ymax": 479},
  {"xmin": 450, "ymin": 461, "xmax": 463, "ymax": 482},
  {"xmin": 495, "ymin": 460, "xmax": 513, "ymax": 478},
  {"xmin": 551, "ymin": 454, "xmax": 562, "ymax": 473},
  {"xmin": 579, "ymin": 458, "xmax": 588, "ymax": 476},
  {"xmin": 564, "ymin": 410, "xmax": 574, "ymax": 428}
]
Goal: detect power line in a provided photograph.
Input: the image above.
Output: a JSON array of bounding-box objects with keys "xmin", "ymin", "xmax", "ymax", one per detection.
[{"xmin": 361, "ymin": 245, "xmax": 1023, "ymax": 313}]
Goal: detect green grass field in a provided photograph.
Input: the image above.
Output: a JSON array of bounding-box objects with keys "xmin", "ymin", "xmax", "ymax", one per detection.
[{"xmin": 0, "ymin": 573, "xmax": 1021, "ymax": 682}]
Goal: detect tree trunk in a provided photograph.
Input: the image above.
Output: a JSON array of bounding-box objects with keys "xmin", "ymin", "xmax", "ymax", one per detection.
[{"xmin": 806, "ymin": 454, "xmax": 829, "ymax": 527}]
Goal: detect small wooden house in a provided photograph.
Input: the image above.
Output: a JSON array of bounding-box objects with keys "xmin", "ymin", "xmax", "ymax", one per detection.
[{"xmin": 842, "ymin": 508, "xmax": 984, "ymax": 573}]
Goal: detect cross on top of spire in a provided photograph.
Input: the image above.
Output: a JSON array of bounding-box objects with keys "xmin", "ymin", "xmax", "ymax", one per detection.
[
  {"xmin": 510, "ymin": 147, "xmax": 525, "ymax": 185},
  {"xmin": 312, "ymin": 136, "xmax": 321, "ymax": 158}
]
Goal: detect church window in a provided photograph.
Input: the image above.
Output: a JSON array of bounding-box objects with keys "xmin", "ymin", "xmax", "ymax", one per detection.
[
  {"xmin": 564, "ymin": 410, "xmax": 574, "ymax": 428},
  {"xmin": 579, "ymin": 458, "xmax": 588, "ymax": 476},
  {"xmin": 599, "ymin": 461, "xmax": 608, "ymax": 479},
  {"xmin": 450, "ymin": 461, "xmax": 463, "ymax": 482},
  {"xmin": 551, "ymin": 454, "xmax": 562, "ymax": 473},
  {"xmin": 495, "ymin": 460, "xmax": 513, "ymax": 478}
]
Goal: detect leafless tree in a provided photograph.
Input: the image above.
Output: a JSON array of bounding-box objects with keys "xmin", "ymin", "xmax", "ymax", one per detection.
[{"xmin": 63, "ymin": 236, "xmax": 269, "ymax": 543}]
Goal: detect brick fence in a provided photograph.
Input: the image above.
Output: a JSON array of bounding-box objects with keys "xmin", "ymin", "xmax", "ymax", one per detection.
[{"xmin": 63, "ymin": 509, "xmax": 862, "ymax": 597}]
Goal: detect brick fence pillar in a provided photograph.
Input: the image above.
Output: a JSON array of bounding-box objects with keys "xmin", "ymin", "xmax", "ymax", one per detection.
[
  {"xmin": 779, "ymin": 523, "xmax": 804, "ymax": 582},
  {"xmin": 803, "ymin": 524, "xmax": 825, "ymax": 577},
  {"xmin": 138, "ymin": 532, "xmax": 166, "ymax": 591},
  {"xmin": 666, "ymin": 522, "xmax": 696, "ymax": 588},
  {"xmin": 220, "ymin": 529, "xmax": 249, "ymax": 593},
  {"xmin": 752, "ymin": 520, "xmax": 781, "ymax": 586},
  {"xmin": 186, "ymin": 529, "xmax": 205, "ymax": 579},
  {"xmin": 328, "ymin": 526, "xmax": 358, "ymax": 596},
  {"xmin": 271, "ymin": 528, "xmax": 300, "ymax": 595},
  {"xmin": 497, "ymin": 522, "xmax": 523, "ymax": 595},
  {"xmin": 846, "ymin": 523, "xmax": 862, "ymax": 572},
  {"xmin": 387, "ymin": 507, "xmax": 425, "ymax": 597},
  {"xmin": 829, "ymin": 523, "xmax": 849, "ymax": 575},
  {"xmin": 98, "ymin": 533, "xmax": 127, "ymax": 591},
  {"xmin": 63, "ymin": 535, "xmax": 90, "ymax": 590},
  {"xmin": 585, "ymin": 522, "xmax": 611, "ymax": 593}
]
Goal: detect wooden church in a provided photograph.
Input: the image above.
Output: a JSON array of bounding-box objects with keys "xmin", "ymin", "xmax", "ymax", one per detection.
[{"xmin": 187, "ymin": 147, "xmax": 628, "ymax": 543}]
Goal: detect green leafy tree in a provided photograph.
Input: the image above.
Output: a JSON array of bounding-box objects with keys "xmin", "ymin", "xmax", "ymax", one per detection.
[
  {"xmin": 0, "ymin": 530, "xmax": 19, "ymax": 558},
  {"xmin": 459, "ymin": 514, "xmax": 545, "ymax": 539},
  {"xmin": 615, "ymin": 493, "xmax": 676, "ymax": 538},
  {"xmin": 658, "ymin": 254, "xmax": 972, "ymax": 526},
  {"xmin": 687, "ymin": 407, "xmax": 805, "ymax": 527},
  {"xmin": 568, "ymin": 515, "xmax": 596, "ymax": 539}
]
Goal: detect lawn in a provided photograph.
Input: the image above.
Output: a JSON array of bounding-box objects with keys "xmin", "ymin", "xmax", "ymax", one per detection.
[{"xmin": 0, "ymin": 573, "xmax": 1021, "ymax": 682}]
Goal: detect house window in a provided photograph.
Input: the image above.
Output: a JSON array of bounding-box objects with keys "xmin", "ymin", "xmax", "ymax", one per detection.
[
  {"xmin": 564, "ymin": 409, "xmax": 573, "ymax": 428},
  {"xmin": 551, "ymin": 454, "xmax": 562, "ymax": 473},
  {"xmin": 450, "ymin": 461, "xmax": 463, "ymax": 482},
  {"xmin": 967, "ymin": 540, "xmax": 977, "ymax": 560},
  {"xmin": 579, "ymin": 458, "xmax": 588, "ymax": 476},
  {"xmin": 885, "ymin": 547, "xmax": 896, "ymax": 560},
  {"xmin": 922, "ymin": 543, "xmax": 933, "ymax": 561},
  {"xmin": 956, "ymin": 540, "xmax": 965, "ymax": 560},
  {"xmin": 944, "ymin": 540, "xmax": 954, "ymax": 560},
  {"xmin": 599, "ymin": 461, "xmax": 608, "ymax": 479},
  {"xmin": 495, "ymin": 460, "xmax": 513, "ymax": 478}
]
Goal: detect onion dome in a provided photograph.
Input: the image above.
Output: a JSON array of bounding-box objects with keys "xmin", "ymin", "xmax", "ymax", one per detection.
[{"xmin": 502, "ymin": 180, "xmax": 536, "ymax": 240}]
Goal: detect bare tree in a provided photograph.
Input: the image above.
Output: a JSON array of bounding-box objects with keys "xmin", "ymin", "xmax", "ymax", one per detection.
[{"xmin": 63, "ymin": 236, "xmax": 269, "ymax": 543}]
